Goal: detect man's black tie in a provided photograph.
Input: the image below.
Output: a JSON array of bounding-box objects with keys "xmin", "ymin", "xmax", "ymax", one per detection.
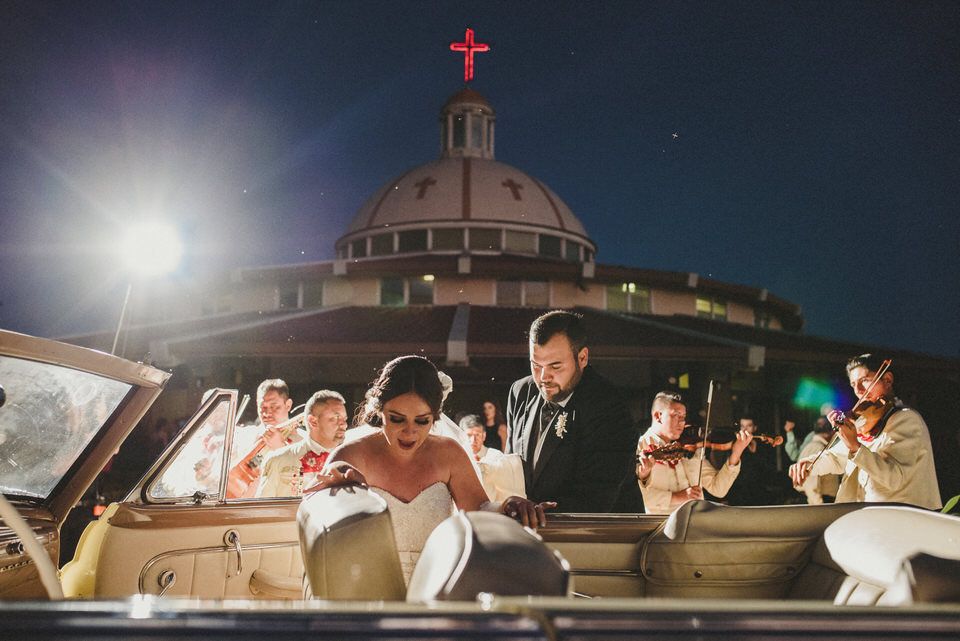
[{"xmin": 532, "ymin": 401, "xmax": 560, "ymax": 466}]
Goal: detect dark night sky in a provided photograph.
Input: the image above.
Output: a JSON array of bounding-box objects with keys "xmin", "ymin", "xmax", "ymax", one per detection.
[{"xmin": 1, "ymin": 1, "xmax": 958, "ymax": 358}]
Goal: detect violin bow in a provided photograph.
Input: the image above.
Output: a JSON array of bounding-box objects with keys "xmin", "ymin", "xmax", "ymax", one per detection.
[
  {"xmin": 696, "ymin": 380, "xmax": 715, "ymax": 487},
  {"xmin": 808, "ymin": 358, "xmax": 892, "ymax": 469}
]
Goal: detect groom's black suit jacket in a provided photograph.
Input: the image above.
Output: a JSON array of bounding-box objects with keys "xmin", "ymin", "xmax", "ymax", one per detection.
[{"xmin": 505, "ymin": 366, "xmax": 638, "ymax": 513}]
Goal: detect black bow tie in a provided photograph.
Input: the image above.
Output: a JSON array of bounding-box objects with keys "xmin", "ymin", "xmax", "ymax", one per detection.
[{"xmin": 541, "ymin": 402, "xmax": 561, "ymax": 424}]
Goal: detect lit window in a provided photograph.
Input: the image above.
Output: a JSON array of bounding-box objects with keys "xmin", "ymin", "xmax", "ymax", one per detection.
[
  {"xmin": 607, "ymin": 283, "xmax": 650, "ymax": 313},
  {"xmin": 606, "ymin": 284, "xmax": 628, "ymax": 311},
  {"xmin": 697, "ymin": 296, "xmax": 727, "ymax": 320}
]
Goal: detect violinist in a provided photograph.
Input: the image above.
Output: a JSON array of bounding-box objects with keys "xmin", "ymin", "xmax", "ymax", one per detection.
[
  {"xmin": 788, "ymin": 354, "xmax": 941, "ymax": 509},
  {"xmin": 636, "ymin": 391, "xmax": 753, "ymax": 515}
]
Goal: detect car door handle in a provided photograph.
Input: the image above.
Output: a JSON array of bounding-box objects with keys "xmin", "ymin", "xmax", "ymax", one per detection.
[
  {"xmin": 224, "ymin": 529, "xmax": 242, "ymax": 577},
  {"xmin": 157, "ymin": 569, "xmax": 176, "ymax": 596}
]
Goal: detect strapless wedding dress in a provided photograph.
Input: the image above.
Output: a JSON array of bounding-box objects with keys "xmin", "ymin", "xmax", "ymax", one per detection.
[{"xmin": 370, "ymin": 481, "xmax": 454, "ymax": 584}]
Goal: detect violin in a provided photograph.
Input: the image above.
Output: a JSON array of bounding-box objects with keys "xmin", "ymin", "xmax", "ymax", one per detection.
[
  {"xmin": 838, "ymin": 395, "xmax": 897, "ymax": 438},
  {"xmin": 641, "ymin": 425, "xmax": 783, "ymax": 464}
]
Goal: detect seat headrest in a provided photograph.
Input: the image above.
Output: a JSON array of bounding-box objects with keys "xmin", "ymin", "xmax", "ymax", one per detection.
[
  {"xmin": 406, "ymin": 511, "xmax": 570, "ymax": 603},
  {"xmin": 823, "ymin": 505, "xmax": 960, "ymax": 588},
  {"xmin": 660, "ymin": 500, "xmax": 866, "ymax": 542}
]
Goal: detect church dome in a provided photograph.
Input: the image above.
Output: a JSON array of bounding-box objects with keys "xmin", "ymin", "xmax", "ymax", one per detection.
[{"xmin": 336, "ymin": 89, "xmax": 596, "ymax": 263}]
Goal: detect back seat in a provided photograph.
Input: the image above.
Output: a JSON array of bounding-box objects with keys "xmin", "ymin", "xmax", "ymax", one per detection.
[{"xmin": 640, "ymin": 500, "xmax": 960, "ymax": 605}]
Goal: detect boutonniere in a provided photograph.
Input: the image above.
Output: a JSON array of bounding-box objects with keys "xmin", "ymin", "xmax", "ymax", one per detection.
[{"xmin": 554, "ymin": 411, "xmax": 569, "ymax": 439}]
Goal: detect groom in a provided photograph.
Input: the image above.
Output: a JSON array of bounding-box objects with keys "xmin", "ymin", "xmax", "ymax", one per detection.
[{"xmin": 506, "ymin": 310, "xmax": 638, "ymax": 513}]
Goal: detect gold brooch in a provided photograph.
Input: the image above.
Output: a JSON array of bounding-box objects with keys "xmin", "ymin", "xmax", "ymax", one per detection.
[{"xmin": 555, "ymin": 412, "xmax": 568, "ymax": 439}]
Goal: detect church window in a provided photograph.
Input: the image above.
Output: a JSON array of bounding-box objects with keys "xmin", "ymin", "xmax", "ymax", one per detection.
[
  {"xmin": 409, "ymin": 275, "xmax": 434, "ymax": 305},
  {"xmin": 496, "ymin": 280, "xmax": 522, "ymax": 306},
  {"xmin": 351, "ymin": 239, "xmax": 367, "ymax": 258},
  {"xmin": 432, "ymin": 228, "xmax": 464, "ymax": 250},
  {"xmin": 215, "ymin": 294, "xmax": 232, "ymax": 314},
  {"xmin": 380, "ymin": 278, "xmax": 404, "ymax": 306},
  {"xmin": 278, "ymin": 283, "xmax": 298, "ymax": 309},
  {"xmin": 697, "ymin": 296, "xmax": 727, "ymax": 320},
  {"xmin": 565, "ymin": 241, "xmax": 581, "ymax": 262},
  {"xmin": 398, "ymin": 229, "xmax": 427, "ymax": 253},
  {"xmin": 470, "ymin": 115, "xmax": 482, "ymax": 148},
  {"xmin": 606, "ymin": 285, "xmax": 628, "ymax": 311},
  {"xmin": 371, "ymin": 233, "xmax": 393, "ymax": 256},
  {"xmin": 453, "ymin": 115, "xmax": 465, "ymax": 148},
  {"xmin": 606, "ymin": 283, "xmax": 650, "ymax": 313},
  {"xmin": 505, "ymin": 230, "xmax": 536, "ymax": 253},
  {"xmin": 302, "ymin": 280, "xmax": 323, "ymax": 308},
  {"xmin": 469, "ymin": 227, "xmax": 500, "ymax": 251},
  {"xmin": 525, "ymin": 280, "xmax": 549, "ymax": 306},
  {"xmin": 539, "ymin": 234, "xmax": 562, "ymax": 258}
]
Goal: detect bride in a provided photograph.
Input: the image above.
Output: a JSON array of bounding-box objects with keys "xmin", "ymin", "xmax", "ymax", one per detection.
[{"xmin": 306, "ymin": 355, "xmax": 550, "ymax": 582}]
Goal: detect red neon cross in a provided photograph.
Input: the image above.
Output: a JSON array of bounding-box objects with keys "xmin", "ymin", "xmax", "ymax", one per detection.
[{"xmin": 450, "ymin": 28, "xmax": 489, "ymax": 83}]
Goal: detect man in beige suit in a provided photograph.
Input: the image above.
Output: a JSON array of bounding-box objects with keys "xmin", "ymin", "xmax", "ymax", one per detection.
[{"xmin": 789, "ymin": 354, "xmax": 941, "ymax": 510}]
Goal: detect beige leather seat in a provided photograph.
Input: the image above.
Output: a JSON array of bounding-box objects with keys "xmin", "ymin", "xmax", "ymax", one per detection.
[
  {"xmin": 640, "ymin": 500, "xmax": 865, "ymax": 599},
  {"xmin": 406, "ymin": 511, "xmax": 571, "ymax": 603},
  {"xmin": 297, "ymin": 485, "xmax": 405, "ymax": 601},
  {"xmin": 821, "ymin": 505, "xmax": 960, "ymax": 605}
]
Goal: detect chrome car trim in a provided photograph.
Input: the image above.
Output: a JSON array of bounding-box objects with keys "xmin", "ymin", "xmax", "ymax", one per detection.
[{"xmin": 137, "ymin": 540, "xmax": 298, "ymax": 594}]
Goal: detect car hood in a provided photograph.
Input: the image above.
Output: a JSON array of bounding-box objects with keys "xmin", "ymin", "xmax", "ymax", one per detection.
[{"xmin": 0, "ymin": 330, "xmax": 170, "ymax": 525}]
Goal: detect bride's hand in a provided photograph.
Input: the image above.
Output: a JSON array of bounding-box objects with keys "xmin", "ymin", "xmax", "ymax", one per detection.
[
  {"xmin": 303, "ymin": 463, "xmax": 367, "ymax": 495},
  {"xmin": 501, "ymin": 496, "xmax": 554, "ymax": 530}
]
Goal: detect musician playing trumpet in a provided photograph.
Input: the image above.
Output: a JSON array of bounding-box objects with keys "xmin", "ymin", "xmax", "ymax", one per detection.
[
  {"xmin": 788, "ymin": 354, "xmax": 941, "ymax": 509},
  {"xmin": 636, "ymin": 391, "xmax": 752, "ymax": 514}
]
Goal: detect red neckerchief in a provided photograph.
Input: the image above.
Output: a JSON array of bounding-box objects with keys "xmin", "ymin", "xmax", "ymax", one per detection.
[{"xmin": 299, "ymin": 450, "xmax": 329, "ymax": 474}]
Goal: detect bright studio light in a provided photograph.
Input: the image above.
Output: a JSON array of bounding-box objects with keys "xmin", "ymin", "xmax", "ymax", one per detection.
[{"xmin": 119, "ymin": 221, "xmax": 183, "ymax": 277}]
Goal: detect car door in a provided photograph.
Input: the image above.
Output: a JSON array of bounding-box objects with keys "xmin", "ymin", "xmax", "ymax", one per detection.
[{"xmin": 61, "ymin": 390, "xmax": 304, "ymax": 600}]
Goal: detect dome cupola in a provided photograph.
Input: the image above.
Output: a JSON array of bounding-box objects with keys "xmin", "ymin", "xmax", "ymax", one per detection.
[
  {"xmin": 335, "ymin": 89, "xmax": 597, "ymax": 266},
  {"xmin": 439, "ymin": 88, "xmax": 495, "ymax": 160}
]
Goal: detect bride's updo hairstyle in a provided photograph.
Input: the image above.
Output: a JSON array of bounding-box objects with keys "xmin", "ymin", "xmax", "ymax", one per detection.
[{"xmin": 357, "ymin": 355, "xmax": 444, "ymax": 428}]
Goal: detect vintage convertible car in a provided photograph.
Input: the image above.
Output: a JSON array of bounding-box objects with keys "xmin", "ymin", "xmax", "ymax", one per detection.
[{"xmin": 2, "ymin": 329, "xmax": 959, "ymax": 640}]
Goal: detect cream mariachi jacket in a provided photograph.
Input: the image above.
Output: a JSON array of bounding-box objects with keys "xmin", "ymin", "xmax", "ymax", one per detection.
[
  {"xmin": 803, "ymin": 403, "xmax": 941, "ymax": 510},
  {"xmin": 636, "ymin": 426, "xmax": 741, "ymax": 515},
  {"xmin": 255, "ymin": 433, "xmax": 331, "ymax": 498}
]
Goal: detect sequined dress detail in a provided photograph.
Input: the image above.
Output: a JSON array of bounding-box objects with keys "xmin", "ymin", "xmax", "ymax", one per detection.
[{"xmin": 370, "ymin": 481, "xmax": 454, "ymax": 584}]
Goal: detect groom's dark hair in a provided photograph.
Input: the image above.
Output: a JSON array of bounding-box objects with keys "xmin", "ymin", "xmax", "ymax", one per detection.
[{"xmin": 529, "ymin": 310, "xmax": 587, "ymax": 356}]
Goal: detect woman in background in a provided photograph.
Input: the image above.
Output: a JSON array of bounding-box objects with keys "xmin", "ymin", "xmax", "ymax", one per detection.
[{"xmin": 481, "ymin": 399, "xmax": 508, "ymax": 451}]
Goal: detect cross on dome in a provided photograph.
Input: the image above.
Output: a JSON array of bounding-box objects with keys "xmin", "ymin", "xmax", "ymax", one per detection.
[{"xmin": 450, "ymin": 28, "xmax": 489, "ymax": 83}]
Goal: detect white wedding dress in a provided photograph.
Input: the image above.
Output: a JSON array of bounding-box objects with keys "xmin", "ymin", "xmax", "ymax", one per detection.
[{"xmin": 371, "ymin": 481, "xmax": 455, "ymax": 584}]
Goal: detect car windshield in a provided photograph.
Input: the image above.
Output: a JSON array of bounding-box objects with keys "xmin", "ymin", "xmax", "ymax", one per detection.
[{"xmin": 0, "ymin": 354, "xmax": 131, "ymax": 500}]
